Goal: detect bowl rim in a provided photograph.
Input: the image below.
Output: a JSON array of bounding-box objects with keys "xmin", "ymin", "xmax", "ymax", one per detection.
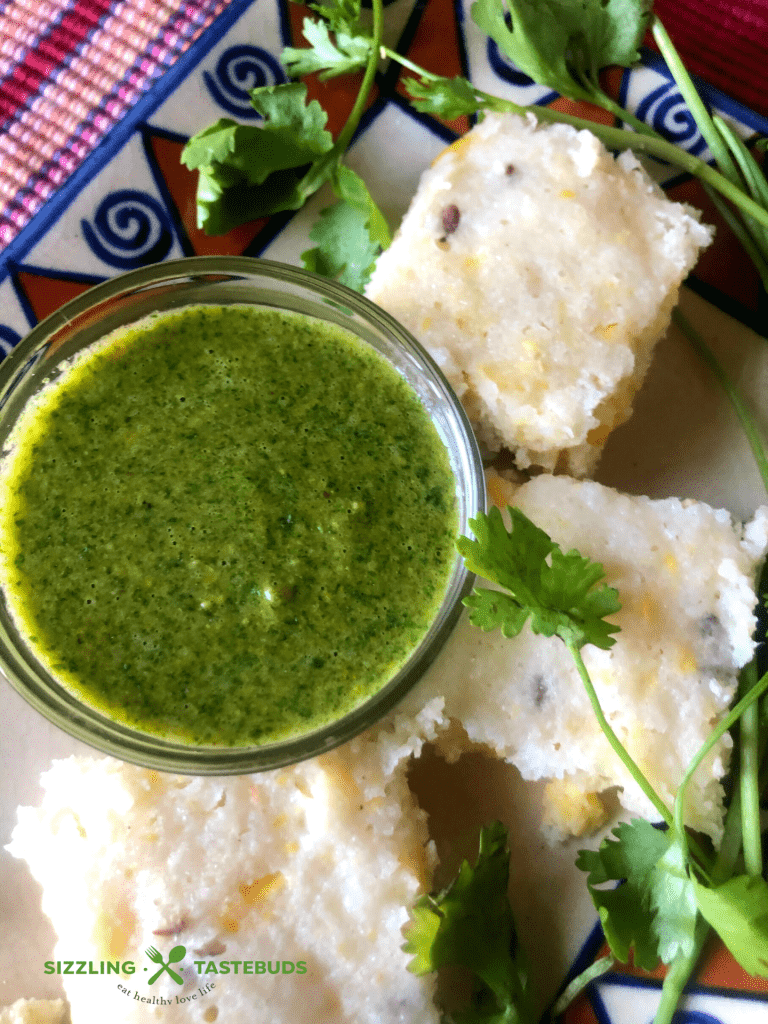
[{"xmin": 0, "ymin": 256, "xmax": 486, "ymax": 773}]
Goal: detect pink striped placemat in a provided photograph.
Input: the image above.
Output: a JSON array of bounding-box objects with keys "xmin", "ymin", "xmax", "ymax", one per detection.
[
  {"xmin": 0, "ymin": 0, "xmax": 233, "ymax": 248},
  {"xmin": 654, "ymin": 0, "xmax": 768, "ymax": 118},
  {"xmin": 2, "ymin": 0, "xmax": 768, "ymax": 252}
]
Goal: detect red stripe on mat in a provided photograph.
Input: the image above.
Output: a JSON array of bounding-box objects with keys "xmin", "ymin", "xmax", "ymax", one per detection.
[
  {"xmin": 0, "ymin": 0, "xmax": 116, "ymax": 125},
  {"xmin": 654, "ymin": 0, "xmax": 768, "ymax": 118}
]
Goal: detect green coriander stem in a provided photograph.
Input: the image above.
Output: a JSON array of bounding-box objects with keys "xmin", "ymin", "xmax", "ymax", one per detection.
[
  {"xmin": 589, "ymin": 87, "xmax": 659, "ymax": 137},
  {"xmin": 713, "ymin": 116, "xmax": 768, "ymax": 213},
  {"xmin": 739, "ymin": 660, "xmax": 763, "ymax": 876},
  {"xmin": 712, "ymin": 116, "xmax": 768, "ymax": 266},
  {"xmin": 293, "ymin": 9, "xmax": 384, "ymax": 203},
  {"xmin": 379, "ymin": 46, "xmax": 440, "ymax": 81},
  {"xmin": 671, "ymin": 308, "xmax": 768, "ymax": 494},
  {"xmin": 673, "ymin": 663, "xmax": 768, "ymax": 835},
  {"xmin": 333, "ymin": 0, "xmax": 383, "ymax": 156},
  {"xmin": 551, "ymin": 956, "xmax": 615, "ymax": 1018},
  {"xmin": 758, "ymin": 730, "xmax": 768, "ymax": 795},
  {"xmin": 651, "ymin": 17, "xmax": 741, "ymax": 188},
  {"xmin": 565, "ymin": 640, "xmax": 673, "ymax": 826},
  {"xmin": 713, "ymin": 786, "xmax": 743, "ymax": 885},
  {"xmin": 568, "ymin": 642, "xmax": 719, "ymax": 879},
  {"xmin": 653, "ymin": 917, "xmax": 709, "ymax": 1024}
]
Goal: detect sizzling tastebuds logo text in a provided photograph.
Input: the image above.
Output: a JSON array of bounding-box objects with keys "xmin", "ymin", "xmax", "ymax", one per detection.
[
  {"xmin": 44, "ymin": 956, "xmax": 307, "ymax": 979},
  {"xmin": 45, "ymin": 961, "xmax": 135, "ymax": 976},
  {"xmin": 193, "ymin": 960, "xmax": 307, "ymax": 976}
]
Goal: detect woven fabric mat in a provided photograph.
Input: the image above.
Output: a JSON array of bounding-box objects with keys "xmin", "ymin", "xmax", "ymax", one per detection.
[
  {"xmin": 654, "ymin": 0, "xmax": 768, "ymax": 118},
  {"xmin": 1, "ymin": 0, "xmax": 767, "ymax": 252},
  {"xmin": 0, "ymin": 0, "xmax": 232, "ymax": 248}
]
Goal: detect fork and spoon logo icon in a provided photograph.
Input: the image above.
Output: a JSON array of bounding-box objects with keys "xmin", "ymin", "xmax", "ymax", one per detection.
[{"xmin": 145, "ymin": 944, "xmax": 186, "ymax": 985}]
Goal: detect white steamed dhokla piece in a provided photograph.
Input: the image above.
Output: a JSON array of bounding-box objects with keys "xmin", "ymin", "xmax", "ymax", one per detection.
[
  {"xmin": 366, "ymin": 113, "xmax": 713, "ymax": 476},
  {"xmin": 6, "ymin": 701, "xmax": 448, "ymax": 1024},
  {"xmin": 410, "ymin": 473, "xmax": 768, "ymax": 839}
]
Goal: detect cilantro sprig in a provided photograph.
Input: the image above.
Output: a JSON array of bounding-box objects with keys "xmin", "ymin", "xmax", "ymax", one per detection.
[
  {"xmin": 470, "ymin": 0, "xmax": 653, "ymax": 129},
  {"xmin": 403, "ymin": 821, "xmax": 536, "ymax": 1024},
  {"xmin": 181, "ymin": 0, "xmax": 389, "ymax": 290},
  {"xmin": 180, "ymin": 84, "xmax": 334, "ymax": 234},
  {"xmin": 458, "ymin": 506, "xmax": 672, "ymax": 826},
  {"xmin": 282, "ymin": 7, "xmax": 371, "ymax": 80},
  {"xmin": 457, "ymin": 505, "xmax": 621, "ymax": 652}
]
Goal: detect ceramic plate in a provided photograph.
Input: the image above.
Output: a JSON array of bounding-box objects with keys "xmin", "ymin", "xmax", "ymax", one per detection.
[{"xmin": 2, "ymin": 0, "xmax": 768, "ymax": 1018}]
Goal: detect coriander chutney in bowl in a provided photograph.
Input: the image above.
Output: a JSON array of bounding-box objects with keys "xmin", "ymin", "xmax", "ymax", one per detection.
[{"xmin": 0, "ymin": 258, "xmax": 485, "ymax": 773}]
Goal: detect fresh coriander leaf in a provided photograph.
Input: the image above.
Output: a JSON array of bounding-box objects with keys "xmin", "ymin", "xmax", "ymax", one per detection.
[
  {"xmin": 332, "ymin": 164, "xmax": 390, "ymax": 248},
  {"xmin": 576, "ymin": 819, "xmax": 669, "ymax": 970},
  {"xmin": 402, "ymin": 898, "xmax": 442, "ymax": 976},
  {"xmin": 470, "ymin": 0, "xmax": 651, "ymax": 100},
  {"xmin": 192, "ymin": 156, "xmax": 332, "ymax": 234},
  {"xmin": 248, "ymin": 83, "xmax": 334, "ymax": 154},
  {"xmin": 403, "ymin": 822, "xmax": 534, "ymax": 1024},
  {"xmin": 301, "ymin": 164, "xmax": 389, "ymax": 290},
  {"xmin": 181, "ymin": 84, "xmax": 335, "ymax": 233},
  {"xmin": 451, "ymin": 1000, "xmax": 523, "ymax": 1024},
  {"xmin": 575, "ymin": 0, "xmax": 652, "ymax": 75},
  {"xmin": 282, "ymin": 17, "xmax": 372, "ymax": 80},
  {"xmin": 694, "ymin": 874, "xmax": 768, "ymax": 976},
  {"xmin": 301, "ymin": 198, "xmax": 380, "ymax": 291},
  {"xmin": 189, "ymin": 159, "xmax": 322, "ymax": 235},
  {"xmin": 309, "ymin": 0, "xmax": 364, "ymax": 36},
  {"xmin": 458, "ymin": 506, "xmax": 620, "ymax": 650},
  {"xmin": 182, "ymin": 87, "xmax": 332, "ymax": 177},
  {"xmin": 195, "ymin": 165, "xmax": 327, "ymax": 234},
  {"xmin": 182, "ymin": 119, "xmax": 320, "ymax": 185},
  {"xmin": 404, "ymin": 75, "xmax": 484, "ymax": 120},
  {"xmin": 181, "ymin": 119, "xmax": 245, "ymax": 168},
  {"xmin": 461, "ymin": 588, "xmax": 530, "ymax": 640},
  {"xmin": 650, "ymin": 837, "xmax": 698, "ymax": 964}
]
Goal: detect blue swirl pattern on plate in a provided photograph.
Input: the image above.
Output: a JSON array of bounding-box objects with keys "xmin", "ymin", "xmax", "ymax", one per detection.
[
  {"xmin": 81, "ymin": 190, "xmax": 173, "ymax": 270},
  {"xmin": 635, "ymin": 81, "xmax": 707, "ymax": 157},
  {"xmin": 203, "ymin": 44, "xmax": 286, "ymax": 117}
]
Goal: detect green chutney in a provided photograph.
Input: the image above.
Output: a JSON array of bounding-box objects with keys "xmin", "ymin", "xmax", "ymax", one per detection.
[{"xmin": 0, "ymin": 305, "xmax": 457, "ymax": 746}]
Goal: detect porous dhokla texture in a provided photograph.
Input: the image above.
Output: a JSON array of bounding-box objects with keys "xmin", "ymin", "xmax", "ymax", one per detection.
[
  {"xmin": 415, "ymin": 475, "xmax": 768, "ymax": 840},
  {"xmin": 365, "ymin": 113, "xmax": 713, "ymax": 476},
  {"xmin": 7, "ymin": 703, "xmax": 447, "ymax": 1024},
  {"xmin": 0, "ymin": 1002, "xmax": 68, "ymax": 1024}
]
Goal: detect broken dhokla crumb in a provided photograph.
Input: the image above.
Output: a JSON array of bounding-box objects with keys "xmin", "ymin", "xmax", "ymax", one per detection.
[
  {"xmin": 542, "ymin": 780, "xmax": 610, "ymax": 837},
  {"xmin": 6, "ymin": 707, "xmax": 447, "ymax": 1024},
  {"xmin": 365, "ymin": 113, "xmax": 713, "ymax": 476},
  {"xmin": 407, "ymin": 475, "xmax": 768, "ymax": 840}
]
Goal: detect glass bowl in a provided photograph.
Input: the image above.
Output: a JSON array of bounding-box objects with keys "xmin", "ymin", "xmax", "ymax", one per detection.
[{"xmin": 0, "ymin": 256, "xmax": 485, "ymax": 773}]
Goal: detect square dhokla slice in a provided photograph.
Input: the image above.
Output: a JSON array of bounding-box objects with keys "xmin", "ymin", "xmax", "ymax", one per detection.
[
  {"xmin": 366, "ymin": 113, "xmax": 713, "ymax": 476},
  {"xmin": 7, "ymin": 703, "xmax": 447, "ymax": 1024},
  {"xmin": 413, "ymin": 474, "xmax": 768, "ymax": 839}
]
